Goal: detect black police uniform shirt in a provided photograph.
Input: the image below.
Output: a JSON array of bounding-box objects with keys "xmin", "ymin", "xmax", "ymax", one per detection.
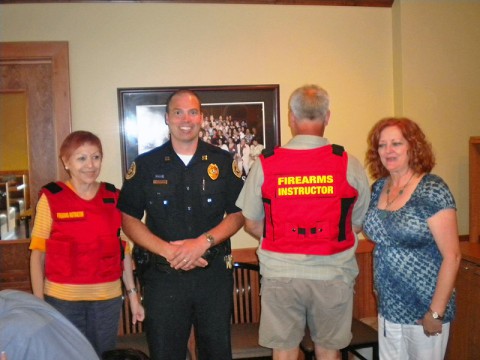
[{"xmin": 117, "ymin": 140, "xmax": 244, "ymax": 245}]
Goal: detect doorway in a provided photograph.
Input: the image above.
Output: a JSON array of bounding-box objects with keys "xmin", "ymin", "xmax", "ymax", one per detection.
[{"xmin": 0, "ymin": 41, "xmax": 72, "ymax": 240}]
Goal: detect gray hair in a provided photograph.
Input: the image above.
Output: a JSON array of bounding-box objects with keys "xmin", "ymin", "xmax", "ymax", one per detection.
[{"xmin": 288, "ymin": 84, "xmax": 330, "ymax": 121}]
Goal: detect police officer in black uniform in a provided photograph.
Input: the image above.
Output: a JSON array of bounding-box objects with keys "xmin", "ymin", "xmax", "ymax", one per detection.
[{"xmin": 117, "ymin": 90, "xmax": 244, "ymax": 360}]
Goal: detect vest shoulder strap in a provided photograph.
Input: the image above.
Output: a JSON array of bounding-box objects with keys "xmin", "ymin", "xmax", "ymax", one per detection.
[
  {"xmin": 262, "ymin": 148, "xmax": 275, "ymax": 158},
  {"xmin": 332, "ymin": 144, "xmax": 345, "ymax": 156},
  {"xmin": 104, "ymin": 182, "xmax": 117, "ymax": 193},
  {"xmin": 43, "ymin": 182, "xmax": 63, "ymax": 194}
]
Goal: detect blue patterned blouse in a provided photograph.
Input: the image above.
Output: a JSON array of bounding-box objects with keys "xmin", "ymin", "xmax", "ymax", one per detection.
[{"xmin": 363, "ymin": 174, "xmax": 456, "ymax": 324}]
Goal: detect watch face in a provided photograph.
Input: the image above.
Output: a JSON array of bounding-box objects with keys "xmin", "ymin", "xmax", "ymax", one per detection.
[
  {"xmin": 430, "ymin": 310, "xmax": 443, "ymax": 320},
  {"xmin": 205, "ymin": 233, "xmax": 215, "ymax": 245}
]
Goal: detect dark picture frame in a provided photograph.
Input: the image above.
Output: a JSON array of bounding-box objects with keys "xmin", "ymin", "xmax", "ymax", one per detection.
[{"xmin": 117, "ymin": 85, "xmax": 280, "ymax": 174}]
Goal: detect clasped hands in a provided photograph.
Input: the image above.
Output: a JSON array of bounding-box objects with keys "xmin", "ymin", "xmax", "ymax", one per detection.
[{"xmin": 165, "ymin": 236, "xmax": 210, "ymax": 271}]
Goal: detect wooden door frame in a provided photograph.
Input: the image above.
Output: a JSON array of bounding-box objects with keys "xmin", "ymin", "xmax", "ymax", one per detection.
[{"xmin": 0, "ymin": 42, "xmax": 72, "ymax": 215}]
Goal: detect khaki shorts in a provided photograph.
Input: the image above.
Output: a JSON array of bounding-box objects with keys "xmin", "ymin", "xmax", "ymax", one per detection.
[{"xmin": 259, "ymin": 277, "xmax": 353, "ymax": 350}]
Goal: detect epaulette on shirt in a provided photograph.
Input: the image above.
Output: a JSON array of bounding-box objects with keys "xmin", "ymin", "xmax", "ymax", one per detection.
[
  {"xmin": 205, "ymin": 142, "xmax": 230, "ymax": 157},
  {"xmin": 208, "ymin": 145, "xmax": 224, "ymax": 154}
]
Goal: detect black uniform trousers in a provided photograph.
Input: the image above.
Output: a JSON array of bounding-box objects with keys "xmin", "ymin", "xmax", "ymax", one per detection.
[{"xmin": 142, "ymin": 248, "xmax": 233, "ymax": 360}]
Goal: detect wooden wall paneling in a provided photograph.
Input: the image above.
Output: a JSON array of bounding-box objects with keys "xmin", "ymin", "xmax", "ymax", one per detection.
[
  {"xmin": 354, "ymin": 240, "xmax": 377, "ymax": 319},
  {"xmin": 446, "ymin": 242, "xmax": 480, "ymax": 359},
  {"xmin": 0, "ymin": 239, "xmax": 32, "ymax": 292},
  {"xmin": 469, "ymin": 137, "xmax": 480, "ymax": 243}
]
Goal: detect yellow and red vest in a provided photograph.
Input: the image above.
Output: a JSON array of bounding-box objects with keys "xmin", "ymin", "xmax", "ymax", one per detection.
[
  {"xmin": 42, "ymin": 182, "xmax": 123, "ymax": 284},
  {"xmin": 260, "ymin": 144, "xmax": 358, "ymax": 255}
]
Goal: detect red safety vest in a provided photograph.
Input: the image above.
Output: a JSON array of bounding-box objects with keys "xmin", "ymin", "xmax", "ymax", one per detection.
[
  {"xmin": 42, "ymin": 182, "xmax": 123, "ymax": 284},
  {"xmin": 260, "ymin": 145, "xmax": 358, "ymax": 255}
]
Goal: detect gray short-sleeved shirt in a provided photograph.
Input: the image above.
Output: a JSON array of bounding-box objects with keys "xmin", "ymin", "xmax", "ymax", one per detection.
[{"xmin": 236, "ymin": 135, "xmax": 371, "ymax": 283}]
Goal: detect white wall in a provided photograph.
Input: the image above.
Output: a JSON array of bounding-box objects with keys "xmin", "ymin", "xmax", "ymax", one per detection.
[{"xmin": 393, "ymin": 0, "xmax": 480, "ymax": 235}]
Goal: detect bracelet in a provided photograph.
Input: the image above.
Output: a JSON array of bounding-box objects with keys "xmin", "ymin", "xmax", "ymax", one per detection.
[{"xmin": 126, "ymin": 287, "xmax": 138, "ymax": 295}]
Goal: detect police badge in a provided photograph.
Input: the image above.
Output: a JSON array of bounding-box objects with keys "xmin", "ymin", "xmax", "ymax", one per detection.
[{"xmin": 207, "ymin": 163, "xmax": 219, "ymax": 180}]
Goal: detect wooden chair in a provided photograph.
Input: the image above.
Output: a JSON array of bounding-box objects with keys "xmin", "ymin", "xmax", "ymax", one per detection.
[
  {"xmin": 231, "ymin": 262, "xmax": 272, "ymax": 359},
  {"xmin": 300, "ymin": 317, "xmax": 379, "ymax": 360}
]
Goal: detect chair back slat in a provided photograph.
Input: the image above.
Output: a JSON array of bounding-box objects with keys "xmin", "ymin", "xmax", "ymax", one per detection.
[{"xmin": 232, "ymin": 262, "xmax": 261, "ymax": 324}]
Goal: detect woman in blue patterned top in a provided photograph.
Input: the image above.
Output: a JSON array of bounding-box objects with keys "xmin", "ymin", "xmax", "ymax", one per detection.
[{"xmin": 363, "ymin": 117, "xmax": 461, "ymax": 360}]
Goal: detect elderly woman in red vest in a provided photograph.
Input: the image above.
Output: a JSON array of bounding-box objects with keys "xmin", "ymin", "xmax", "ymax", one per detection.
[{"xmin": 30, "ymin": 131, "xmax": 144, "ymax": 357}]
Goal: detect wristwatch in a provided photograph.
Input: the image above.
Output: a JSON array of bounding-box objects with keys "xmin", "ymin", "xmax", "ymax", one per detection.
[
  {"xmin": 126, "ymin": 287, "xmax": 138, "ymax": 295},
  {"xmin": 204, "ymin": 232, "xmax": 215, "ymax": 247},
  {"xmin": 429, "ymin": 308, "xmax": 444, "ymax": 321}
]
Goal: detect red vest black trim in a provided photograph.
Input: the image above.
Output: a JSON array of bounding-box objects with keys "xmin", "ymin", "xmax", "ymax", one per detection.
[
  {"xmin": 42, "ymin": 182, "xmax": 123, "ymax": 284},
  {"xmin": 260, "ymin": 144, "xmax": 358, "ymax": 255}
]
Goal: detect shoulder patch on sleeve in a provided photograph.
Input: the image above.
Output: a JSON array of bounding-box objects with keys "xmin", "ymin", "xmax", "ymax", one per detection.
[
  {"xmin": 125, "ymin": 162, "xmax": 136, "ymax": 180},
  {"xmin": 232, "ymin": 160, "xmax": 242, "ymax": 178}
]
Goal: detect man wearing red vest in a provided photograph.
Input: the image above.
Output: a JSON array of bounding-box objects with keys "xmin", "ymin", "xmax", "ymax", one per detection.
[{"xmin": 236, "ymin": 84, "xmax": 370, "ymax": 360}]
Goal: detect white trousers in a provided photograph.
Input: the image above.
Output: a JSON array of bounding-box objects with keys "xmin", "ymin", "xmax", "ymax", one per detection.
[{"xmin": 378, "ymin": 315, "xmax": 450, "ymax": 360}]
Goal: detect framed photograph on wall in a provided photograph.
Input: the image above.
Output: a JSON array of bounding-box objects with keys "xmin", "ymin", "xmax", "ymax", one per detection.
[{"xmin": 117, "ymin": 84, "xmax": 280, "ymax": 175}]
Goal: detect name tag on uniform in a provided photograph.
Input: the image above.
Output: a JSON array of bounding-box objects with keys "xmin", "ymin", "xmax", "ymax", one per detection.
[
  {"xmin": 56, "ymin": 211, "xmax": 85, "ymax": 220},
  {"xmin": 153, "ymin": 180, "xmax": 168, "ymax": 185}
]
